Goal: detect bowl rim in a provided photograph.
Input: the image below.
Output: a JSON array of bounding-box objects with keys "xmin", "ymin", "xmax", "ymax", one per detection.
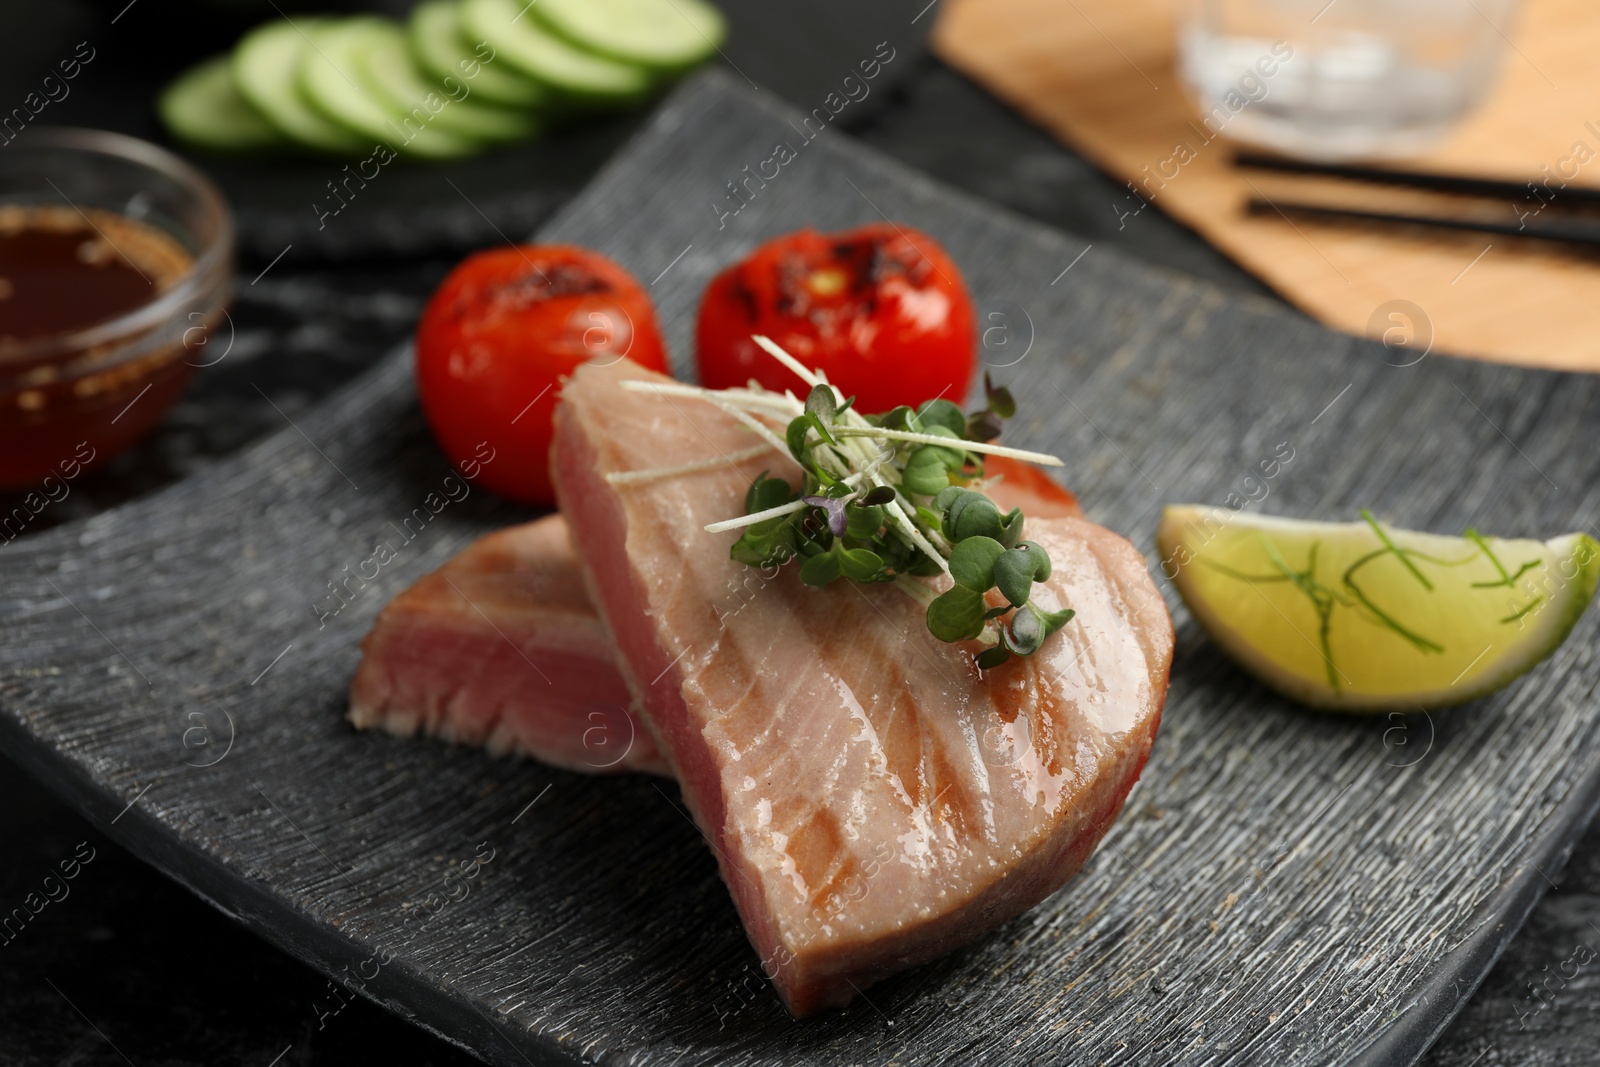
[{"xmin": 0, "ymin": 126, "xmax": 234, "ymax": 369}]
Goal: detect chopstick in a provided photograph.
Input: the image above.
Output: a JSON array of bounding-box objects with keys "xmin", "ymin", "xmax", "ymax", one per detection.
[
  {"xmin": 1234, "ymin": 150, "xmax": 1600, "ymax": 209},
  {"xmin": 1244, "ymin": 198, "xmax": 1600, "ymax": 248}
]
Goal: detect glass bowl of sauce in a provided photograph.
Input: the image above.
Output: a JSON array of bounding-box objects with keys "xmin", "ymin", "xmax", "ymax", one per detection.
[{"xmin": 0, "ymin": 127, "xmax": 232, "ymax": 491}]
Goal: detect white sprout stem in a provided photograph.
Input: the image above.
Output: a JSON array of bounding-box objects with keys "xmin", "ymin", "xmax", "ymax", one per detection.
[
  {"xmin": 619, "ymin": 379, "xmax": 800, "ymax": 415},
  {"xmin": 703, "ymin": 473, "xmax": 865, "ymax": 533},
  {"xmin": 882, "ymin": 497, "xmax": 951, "ymax": 575},
  {"xmin": 893, "ymin": 574, "xmax": 937, "ymax": 608},
  {"xmin": 830, "ymin": 426, "xmax": 1063, "ymax": 467},
  {"xmin": 751, "ymin": 334, "xmax": 824, "ymax": 390},
  {"xmin": 606, "ymin": 443, "xmax": 775, "ymax": 485},
  {"xmin": 704, "ymin": 498, "xmax": 809, "ymax": 533},
  {"xmin": 708, "ymin": 400, "xmax": 794, "ymax": 463},
  {"xmin": 749, "ymin": 334, "xmax": 967, "ymax": 570}
]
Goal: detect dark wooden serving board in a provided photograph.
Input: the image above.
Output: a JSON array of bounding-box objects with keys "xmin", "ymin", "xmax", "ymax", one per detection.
[{"xmin": 5, "ymin": 71, "xmax": 1600, "ymax": 1066}]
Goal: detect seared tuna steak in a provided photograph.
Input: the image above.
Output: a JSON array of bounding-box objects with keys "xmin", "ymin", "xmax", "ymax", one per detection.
[
  {"xmin": 349, "ymin": 461, "xmax": 1078, "ymax": 776},
  {"xmin": 552, "ymin": 361, "xmax": 1173, "ymax": 1015},
  {"xmin": 348, "ymin": 516, "xmax": 666, "ymax": 775}
]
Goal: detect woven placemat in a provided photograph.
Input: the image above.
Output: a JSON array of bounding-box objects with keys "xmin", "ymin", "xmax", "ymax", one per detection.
[{"xmin": 932, "ymin": 0, "xmax": 1600, "ymax": 372}]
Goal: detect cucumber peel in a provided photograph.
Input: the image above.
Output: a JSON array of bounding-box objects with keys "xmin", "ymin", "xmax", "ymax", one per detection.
[
  {"xmin": 234, "ymin": 19, "xmax": 369, "ymax": 155},
  {"xmin": 159, "ymin": 54, "xmax": 285, "ymax": 152},
  {"xmin": 462, "ymin": 0, "xmax": 652, "ymax": 101},
  {"xmin": 299, "ymin": 18, "xmax": 481, "ymax": 160}
]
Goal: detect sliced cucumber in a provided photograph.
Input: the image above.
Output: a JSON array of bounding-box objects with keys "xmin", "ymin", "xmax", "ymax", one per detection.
[
  {"xmin": 233, "ymin": 19, "xmax": 368, "ymax": 155},
  {"xmin": 359, "ymin": 21, "xmax": 538, "ymax": 144},
  {"xmin": 410, "ymin": 0, "xmax": 546, "ymax": 109},
  {"xmin": 299, "ymin": 18, "xmax": 481, "ymax": 160},
  {"xmin": 533, "ymin": 0, "xmax": 724, "ymax": 72},
  {"xmin": 462, "ymin": 0, "xmax": 652, "ymax": 102},
  {"xmin": 159, "ymin": 54, "xmax": 286, "ymax": 152}
]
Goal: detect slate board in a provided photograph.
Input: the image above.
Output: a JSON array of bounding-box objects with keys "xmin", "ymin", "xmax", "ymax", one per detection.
[{"xmin": 5, "ymin": 71, "xmax": 1600, "ymax": 1067}]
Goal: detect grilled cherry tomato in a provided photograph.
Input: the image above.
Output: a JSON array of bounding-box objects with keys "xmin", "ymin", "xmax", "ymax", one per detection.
[
  {"xmin": 415, "ymin": 245, "xmax": 667, "ymax": 505},
  {"xmin": 696, "ymin": 223, "xmax": 975, "ymax": 413}
]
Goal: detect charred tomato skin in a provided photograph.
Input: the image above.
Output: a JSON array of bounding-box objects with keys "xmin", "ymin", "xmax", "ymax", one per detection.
[
  {"xmin": 415, "ymin": 245, "xmax": 668, "ymax": 505},
  {"xmin": 696, "ymin": 223, "xmax": 975, "ymax": 413}
]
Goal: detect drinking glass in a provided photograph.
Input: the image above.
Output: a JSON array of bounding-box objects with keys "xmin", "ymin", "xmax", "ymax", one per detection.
[{"xmin": 1177, "ymin": 0, "xmax": 1521, "ymax": 159}]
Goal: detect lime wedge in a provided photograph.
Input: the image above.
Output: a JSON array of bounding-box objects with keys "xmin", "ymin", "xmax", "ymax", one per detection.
[{"xmin": 1157, "ymin": 506, "xmax": 1600, "ymax": 711}]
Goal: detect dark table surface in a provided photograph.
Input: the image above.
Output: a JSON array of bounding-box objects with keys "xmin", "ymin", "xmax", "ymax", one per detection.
[{"xmin": 1, "ymin": 2, "xmax": 1596, "ymax": 1065}]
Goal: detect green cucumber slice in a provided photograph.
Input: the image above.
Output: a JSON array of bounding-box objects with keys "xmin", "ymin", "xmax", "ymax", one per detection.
[
  {"xmin": 158, "ymin": 54, "xmax": 286, "ymax": 152},
  {"xmin": 409, "ymin": 0, "xmax": 546, "ymax": 109},
  {"xmin": 359, "ymin": 20, "xmax": 537, "ymax": 144},
  {"xmin": 233, "ymin": 19, "xmax": 368, "ymax": 154},
  {"xmin": 533, "ymin": 0, "xmax": 725, "ymax": 72},
  {"xmin": 299, "ymin": 18, "xmax": 481, "ymax": 160},
  {"xmin": 462, "ymin": 0, "xmax": 651, "ymax": 102}
]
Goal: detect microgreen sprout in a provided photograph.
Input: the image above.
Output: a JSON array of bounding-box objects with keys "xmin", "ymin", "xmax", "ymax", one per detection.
[{"xmin": 668, "ymin": 335, "xmax": 1074, "ymax": 669}]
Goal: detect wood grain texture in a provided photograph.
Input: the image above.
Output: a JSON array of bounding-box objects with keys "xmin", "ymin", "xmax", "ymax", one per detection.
[
  {"xmin": 931, "ymin": 0, "xmax": 1600, "ymax": 373},
  {"xmin": 3, "ymin": 71, "xmax": 1600, "ymax": 1066}
]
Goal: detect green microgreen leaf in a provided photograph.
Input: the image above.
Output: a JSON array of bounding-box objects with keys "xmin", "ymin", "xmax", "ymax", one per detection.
[
  {"xmin": 805, "ymin": 384, "xmax": 838, "ymax": 425},
  {"xmin": 967, "ymin": 411, "xmax": 1004, "ymax": 442},
  {"xmin": 1002, "ymin": 603, "xmax": 1046, "ymax": 656},
  {"xmin": 920, "ymin": 424, "xmax": 967, "ymax": 469},
  {"xmin": 846, "ymin": 502, "xmax": 886, "ymax": 539},
  {"xmin": 744, "ymin": 471, "xmax": 792, "ymax": 514},
  {"xmin": 1002, "ymin": 602, "xmax": 1076, "ymax": 655},
  {"xmin": 984, "ymin": 373, "xmax": 1016, "ymax": 419},
  {"xmin": 950, "ymin": 536, "xmax": 1005, "ymax": 591},
  {"xmin": 862, "ymin": 485, "xmax": 897, "ymax": 506},
  {"xmin": 1019, "ymin": 540, "xmax": 1051, "ymax": 582},
  {"xmin": 975, "ymin": 646, "xmax": 1011, "ymax": 670},
  {"xmin": 994, "ymin": 542, "xmax": 1051, "ymax": 607},
  {"xmin": 936, "ymin": 487, "xmax": 976, "ymax": 537},
  {"xmin": 1036, "ymin": 605, "xmax": 1075, "ymax": 637},
  {"xmin": 917, "ymin": 398, "xmax": 967, "ymax": 437},
  {"xmin": 927, "ymin": 585, "xmax": 987, "ymax": 642},
  {"xmin": 799, "ymin": 550, "xmax": 841, "ymax": 587},
  {"xmin": 836, "ymin": 547, "xmax": 884, "ymax": 581},
  {"xmin": 812, "ymin": 466, "xmax": 845, "ymax": 491},
  {"xmin": 948, "ymin": 495, "xmax": 1003, "ymax": 542},
  {"xmin": 875, "ymin": 405, "xmax": 916, "ymax": 431},
  {"xmin": 785, "ymin": 411, "xmax": 836, "ymax": 462},
  {"xmin": 903, "ymin": 448, "xmax": 954, "ymax": 496},
  {"xmin": 993, "ymin": 550, "xmax": 1035, "ymax": 607},
  {"xmin": 997, "ymin": 507, "xmax": 1025, "ymax": 549},
  {"xmin": 786, "ymin": 416, "xmax": 811, "ymax": 462},
  {"xmin": 729, "ymin": 519, "xmax": 797, "ymax": 569}
]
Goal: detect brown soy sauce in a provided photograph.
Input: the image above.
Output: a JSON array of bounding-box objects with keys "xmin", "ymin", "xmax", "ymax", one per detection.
[
  {"xmin": 0, "ymin": 204, "xmax": 198, "ymax": 492},
  {"xmin": 0, "ymin": 211, "xmax": 168, "ymax": 342}
]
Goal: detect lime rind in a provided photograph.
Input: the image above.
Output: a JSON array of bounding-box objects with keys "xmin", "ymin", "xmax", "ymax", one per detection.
[{"xmin": 1157, "ymin": 505, "xmax": 1600, "ymax": 712}]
